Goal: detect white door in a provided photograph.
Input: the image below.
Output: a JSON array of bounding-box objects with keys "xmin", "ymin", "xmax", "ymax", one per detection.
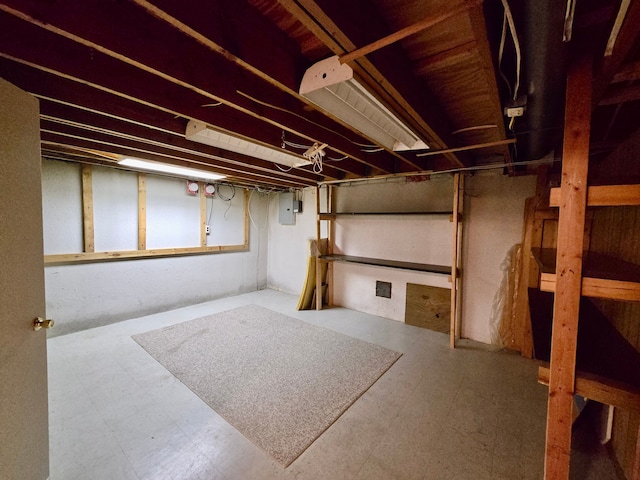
[{"xmin": 0, "ymin": 78, "xmax": 49, "ymax": 479}]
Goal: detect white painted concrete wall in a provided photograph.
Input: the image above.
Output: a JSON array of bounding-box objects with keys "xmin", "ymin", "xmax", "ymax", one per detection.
[
  {"xmin": 460, "ymin": 172, "xmax": 536, "ymax": 344},
  {"xmin": 266, "ymin": 187, "xmax": 323, "ymax": 295},
  {"xmin": 329, "ymin": 176, "xmax": 455, "ymax": 322},
  {"xmin": 42, "ymin": 160, "xmax": 268, "ymax": 336}
]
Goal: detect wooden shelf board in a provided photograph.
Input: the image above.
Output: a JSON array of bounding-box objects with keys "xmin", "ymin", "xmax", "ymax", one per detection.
[
  {"xmin": 318, "ymin": 211, "xmax": 454, "ymax": 220},
  {"xmin": 550, "ymin": 184, "xmax": 640, "ymax": 207},
  {"xmin": 532, "ymin": 247, "xmax": 640, "ymax": 301},
  {"xmin": 539, "ymin": 273, "xmax": 640, "ymax": 302},
  {"xmin": 538, "ymin": 366, "xmax": 640, "ymax": 413},
  {"xmin": 319, "ymin": 254, "xmax": 452, "ymax": 275}
]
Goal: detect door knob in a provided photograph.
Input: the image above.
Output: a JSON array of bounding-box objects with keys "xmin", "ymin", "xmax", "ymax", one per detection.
[{"xmin": 33, "ymin": 317, "xmax": 54, "ymax": 331}]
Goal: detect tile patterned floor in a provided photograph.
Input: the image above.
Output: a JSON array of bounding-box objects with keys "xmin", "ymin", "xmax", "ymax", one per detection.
[{"xmin": 48, "ymin": 289, "xmax": 550, "ymax": 480}]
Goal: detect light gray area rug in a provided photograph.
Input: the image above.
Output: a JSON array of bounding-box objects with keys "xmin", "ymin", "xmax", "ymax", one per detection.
[{"xmin": 132, "ymin": 305, "xmax": 401, "ymax": 466}]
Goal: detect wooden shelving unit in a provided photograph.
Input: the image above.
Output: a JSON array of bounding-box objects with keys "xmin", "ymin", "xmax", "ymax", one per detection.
[
  {"xmin": 540, "ymin": 53, "xmax": 640, "ymax": 480},
  {"xmin": 314, "ymin": 174, "xmax": 464, "ymax": 348}
]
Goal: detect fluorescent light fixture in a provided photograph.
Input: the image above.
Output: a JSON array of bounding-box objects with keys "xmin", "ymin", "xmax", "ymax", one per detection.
[
  {"xmin": 299, "ymin": 55, "xmax": 429, "ymax": 152},
  {"xmin": 118, "ymin": 157, "xmax": 226, "ymax": 181},
  {"xmin": 186, "ymin": 120, "xmax": 312, "ymax": 167}
]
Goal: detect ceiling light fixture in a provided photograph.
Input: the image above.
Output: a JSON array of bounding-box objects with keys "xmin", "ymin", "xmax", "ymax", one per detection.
[
  {"xmin": 185, "ymin": 120, "xmax": 312, "ymax": 168},
  {"xmin": 118, "ymin": 157, "xmax": 226, "ymax": 181},
  {"xmin": 299, "ymin": 55, "xmax": 429, "ymax": 152}
]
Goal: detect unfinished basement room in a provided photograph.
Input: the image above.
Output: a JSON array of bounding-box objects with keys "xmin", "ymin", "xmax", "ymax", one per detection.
[{"xmin": 2, "ymin": 1, "xmax": 640, "ymax": 479}]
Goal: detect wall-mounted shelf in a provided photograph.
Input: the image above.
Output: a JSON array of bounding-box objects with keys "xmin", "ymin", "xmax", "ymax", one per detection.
[
  {"xmin": 313, "ymin": 174, "xmax": 464, "ymax": 349},
  {"xmin": 531, "ymin": 248, "xmax": 640, "ymax": 302},
  {"xmin": 319, "ymin": 254, "xmax": 452, "ymax": 275}
]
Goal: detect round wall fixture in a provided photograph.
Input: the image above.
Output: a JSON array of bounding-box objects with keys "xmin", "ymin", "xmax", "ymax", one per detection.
[
  {"xmin": 204, "ymin": 183, "xmax": 216, "ymax": 197},
  {"xmin": 186, "ymin": 181, "xmax": 199, "ymax": 195}
]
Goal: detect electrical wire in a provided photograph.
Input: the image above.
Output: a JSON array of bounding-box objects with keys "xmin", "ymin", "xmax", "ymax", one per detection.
[
  {"xmin": 452, "ymin": 125, "xmax": 499, "ymax": 135},
  {"xmin": 498, "ymin": 12, "xmax": 513, "ymax": 100},
  {"xmin": 207, "ymin": 195, "xmax": 214, "ymax": 225},
  {"xmin": 499, "ymin": 0, "xmax": 522, "ymax": 102},
  {"xmin": 216, "ymin": 183, "xmax": 236, "ymax": 219},
  {"xmin": 274, "ymin": 163, "xmax": 293, "ymax": 172}
]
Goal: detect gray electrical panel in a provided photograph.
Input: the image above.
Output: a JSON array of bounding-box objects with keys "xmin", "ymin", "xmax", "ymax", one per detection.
[{"xmin": 279, "ymin": 192, "xmax": 295, "ymax": 225}]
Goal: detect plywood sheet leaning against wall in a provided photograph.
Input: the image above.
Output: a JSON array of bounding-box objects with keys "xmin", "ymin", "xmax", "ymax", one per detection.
[{"xmin": 405, "ymin": 283, "xmax": 450, "ymax": 334}]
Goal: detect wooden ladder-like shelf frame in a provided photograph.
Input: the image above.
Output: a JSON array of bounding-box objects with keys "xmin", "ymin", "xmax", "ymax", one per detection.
[
  {"xmin": 314, "ymin": 174, "xmax": 464, "ymax": 348},
  {"xmin": 542, "ymin": 53, "xmax": 640, "ymax": 480}
]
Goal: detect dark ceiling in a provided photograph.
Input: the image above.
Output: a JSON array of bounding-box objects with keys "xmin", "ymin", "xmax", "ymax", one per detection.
[{"xmin": 0, "ymin": 0, "xmax": 638, "ymax": 189}]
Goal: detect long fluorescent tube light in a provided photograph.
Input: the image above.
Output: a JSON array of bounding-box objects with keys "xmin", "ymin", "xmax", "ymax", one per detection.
[
  {"xmin": 299, "ymin": 55, "xmax": 428, "ymax": 152},
  {"xmin": 186, "ymin": 120, "xmax": 312, "ymax": 168},
  {"xmin": 118, "ymin": 157, "xmax": 226, "ymax": 180}
]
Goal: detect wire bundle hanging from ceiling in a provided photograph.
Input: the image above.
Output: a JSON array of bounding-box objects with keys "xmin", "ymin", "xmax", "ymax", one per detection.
[{"xmin": 498, "ymin": 0, "xmax": 522, "ymax": 132}]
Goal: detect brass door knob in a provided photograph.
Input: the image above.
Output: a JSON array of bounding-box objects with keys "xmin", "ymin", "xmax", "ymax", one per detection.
[{"xmin": 33, "ymin": 317, "xmax": 54, "ymax": 331}]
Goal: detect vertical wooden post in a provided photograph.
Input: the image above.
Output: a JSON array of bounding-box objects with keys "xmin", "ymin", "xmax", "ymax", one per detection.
[
  {"xmin": 81, "ymin": 164, "xmax": 94, "ymax": 253},
  {"xmin": 315, "ymin": 186, "xmax": 323, "ymax": 310},
  {"xmin": 544, "ymin": 53, "xmax": 593, "ymax": 480},
  {"xmin": 244, "ymin": 188, "xmax": 250, "ymax": 248},
  {"xmin": 137, "ymin": 173, "xmax": 146, "ymax": 250},
  {"xmin": 327, "ymin": 185, "xmax": 335, "ymax": 307},
  {"xmin": 450, "ymin": 173, "xmax": 461, "ymax": 348},
  {"xmin": 200, "ymin": 182, "xmax": 207, "ymax": 247}
]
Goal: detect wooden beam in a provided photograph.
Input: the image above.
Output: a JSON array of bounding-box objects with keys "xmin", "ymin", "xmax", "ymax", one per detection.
[
  {"xmin": 39, "ymin": 123, "xmax": 316, "ymax": 189},
  {"xmin": 315, "ymin": 186, "xmax": 322, "ymax": 310},
  {"xmin": 44, "ymin": 243, "xmax": 248, "ymax": 265},
  {"xmin": 450, "ymin": 173, "xmax": 461, "ymax": 348},
  {"xmin": 593, "ymin": 0, "xmax": 640, "ymax": 106},
  {"xmin": 0, "ymin": 7, "xmax": 389, "ymax": 176},
  {"xmin": 415, "ymin": 41, "xmax": 476, "ymax": 74},
  {"xmin": 81, "ymin": 164, "xmax": 94, "ymax": 253},
  {"xmin": 200, "ymin": 182, "xmax": 207, "ymax": 247},
  {"xmin": 338, "ymin": 1, "xmax": 481, "ymax": 65},
  {"xmin": 538, "ymin": 367, "xmax": 640, "ymax": 413},
  {"xmin": 540, "ymin": 273, "xmax": 640, "ymax": 302},
  {"xmin": 243, "ymin": 189, "xmax": 249, "ymax": 248},
  {"xmin": 550, "ymin": 185, "xmax": 640, "ymax": 207},
  {"xmin": 279, "ymin": 0, "xmax": 468, "ymax": 169},
  {"xmin": 544, "ymin": 53, "xmax": 593, "ymax": 480},
  {"xmin": 36, "ymin": 98, "xmax": 325, "ymax": 184},
  {"xmin": 137, "ymin": 173, "xmax": 146, "ymax": 250},
  {"xmin": 416, "ymin": 139, "xmax": 516, "ymax": 157},
  {"xmin": 466, "ymin": 2, "xmax": 513, "ymax": 172},
  {"xmin": 327, "ymin": 186, "xmax": 335, "ymax": 307}
]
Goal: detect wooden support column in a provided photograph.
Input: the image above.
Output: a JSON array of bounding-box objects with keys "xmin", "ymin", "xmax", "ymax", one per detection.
[
  {"xmin": 244, "ymin": 189, "xmax": 250, "ymax": 248},
  {"xmin": 327, "ymin": 186, "xmax": 335, "ymax": 307},
  {"xmin": 199, "ymin": 182, "xmax": 207, "ymax": 247},
  {"xmin": 81, "ymin": 164, "xmax": 94, "ymax": 253},
  {"xmin": 315, "ymin": 186, "xmax": 322, "ymax": 310},
  {"xmin": 450, "ymin": 173, "xmax": 462, "ymax": 348},
  {"xmin": 137, "ymin": 173, "xmax": 146, "ymax": 250},
  {"xmin": 544, "ymin": 53, "xmax": 593, "ymax": 480}
]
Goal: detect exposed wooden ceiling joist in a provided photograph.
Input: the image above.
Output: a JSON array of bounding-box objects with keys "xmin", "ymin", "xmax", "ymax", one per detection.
[
  {"xmin": 39, "ymin": 101, "xmax": 323, "ymax": 186},
  {"xmin": 278, "ymin": 0, "xmax": 469, "ymax": 169},
  {"xmin": 0, "ymin": 0, "xmax": 428, "ymax": 177}
]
